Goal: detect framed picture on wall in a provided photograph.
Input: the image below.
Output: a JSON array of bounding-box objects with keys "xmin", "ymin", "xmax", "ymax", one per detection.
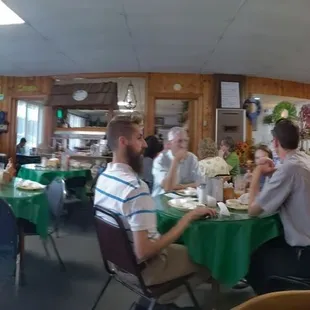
[{"xmin": 155, "ymin": 117, "xmax": 164, "ymax": 125}]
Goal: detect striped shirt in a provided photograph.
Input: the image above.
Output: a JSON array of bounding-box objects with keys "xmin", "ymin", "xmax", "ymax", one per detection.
[{"xmin": 94, "ymin": 163, "xmax": 160, "ymax": 246}]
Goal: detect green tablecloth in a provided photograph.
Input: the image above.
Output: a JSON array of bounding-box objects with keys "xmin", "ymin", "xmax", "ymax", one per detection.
[
  {"xmin": 18, "ymin": 164, "xmax": 92, "ymax": 185},
  {"xmin": 155, "ymin": 195, "xmax": 283, "ymax": 286},
  {"xmin": 2, "ymin": 178, "xmax": 49, "ymax": 238}
]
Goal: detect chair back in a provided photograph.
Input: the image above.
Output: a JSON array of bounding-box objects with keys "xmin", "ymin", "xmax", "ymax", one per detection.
[
  {"xmin": 0, "ymin": 199, "xmax": 18, "ymax": 285},
  {"xmin": 94, "ymin": 205, "xmax": 147, "ymax": 287},
  {"xmin": 266, "ymin": 275, "xmax": 310, "ymax": 292},
  {"xmin": 46, "ymin": 178, "xmax": 66, "ymax": 218},
  {"xmin": 65, "ymin": 176, "xmax": 87, "ymax": 190},
  {"xmin": 233, "ymin": 290, "xmax": 310, "ymax": 310}
]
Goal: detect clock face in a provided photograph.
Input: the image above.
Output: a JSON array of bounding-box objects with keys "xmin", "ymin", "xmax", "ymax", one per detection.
[{"xmin": 72, "ymin": 90, "xmax": 88, "ymax": 101}]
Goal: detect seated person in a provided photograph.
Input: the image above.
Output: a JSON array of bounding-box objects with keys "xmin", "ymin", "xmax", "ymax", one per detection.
[
  {"xmin": 247, "ymin": 119, "xmax": 310, "ymax": 295},
  {"xmin": 219, "ymin": 136, "xmax": 240, "ymax": 177},
  {"xmin": 94, "ymin": 116, "xmax": 215, "ymax": 309},
  {"xmin": 16, "ymin": 137, "xmax": 27, "ymax": 155},
  {"xmin": 141, "ymin": 135, "xmax": 163, "ymax": 191},
  {"xmin": 245, "ymin": 144, "xmax": 273, "ymax": 190},
  {"xmin": 152, "ymin": 127, "xmax": 200, "ymax": 196},
  {"xmin": 198, "ymin": 138, "xmax": 231, "ymax": 178}
]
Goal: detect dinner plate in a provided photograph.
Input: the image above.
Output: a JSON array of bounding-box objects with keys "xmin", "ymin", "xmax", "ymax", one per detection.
[
  {"xmin": 17, "ymin": 180, "xmax": 46, "ymax": 191},
  {"xmin": 226, "ymin": 199, "xmax": 248, "ymax": 211},
  {"xmin": 168, "ymin": 197, "xmax": 204, "ymax": 211},
  {"xmin": 176, "ymin": 189, "xmax": 197, "ymax": 197}
]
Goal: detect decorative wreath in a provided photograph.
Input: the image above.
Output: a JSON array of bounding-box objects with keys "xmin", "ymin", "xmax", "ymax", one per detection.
[
  {"xmin": 272, "ymin": 101, "xmax": 297, "ymax": 123},
  {"xmin": 243, "ymin": 98, "xmax": 261, "ymax": 121}
]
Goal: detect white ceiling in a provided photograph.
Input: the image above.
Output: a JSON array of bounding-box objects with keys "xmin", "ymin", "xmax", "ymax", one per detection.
[{"xmin": 2, "ymin": 0, "xmax": 310, "ymax": 82}]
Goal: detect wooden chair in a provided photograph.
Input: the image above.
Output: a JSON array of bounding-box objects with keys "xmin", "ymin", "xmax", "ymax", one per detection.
[
  {"xmin": 233, "ymin": 290, "xmax": 310, "ymax": 310},
  {"xmin": 92, "ymin": 205, "xmax": 201, "ymax": 310}
]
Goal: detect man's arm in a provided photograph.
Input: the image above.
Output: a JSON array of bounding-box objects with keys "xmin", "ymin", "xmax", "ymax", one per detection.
[
  {"xmin": 132, "ymin": 207, "xmax": 217, "ymax": 261},
  {"xmin": 248, "ymin": 164, "xmax": 293, "ymax": 217},
  {"xmin": 161, "ymin": 158, "xmax": 180, "ymax": 192}
]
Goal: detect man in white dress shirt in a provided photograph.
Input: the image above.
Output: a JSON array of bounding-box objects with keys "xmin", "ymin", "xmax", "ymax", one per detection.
[{"xmin": 152, "ymin": 127, "xmax": 200, "ymax": 196}]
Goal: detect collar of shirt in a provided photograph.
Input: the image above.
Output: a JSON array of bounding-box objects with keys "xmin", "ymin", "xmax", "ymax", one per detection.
[
  {"xmin": 283, "ymin": 150, "xmax": 298, "ymax": 163},
  {"xmin": 167, "ymin": 150, "xmax": 174, "ymax": 160},
  {"xmin": 106, "ymin": 162, "xmax": 135, "ymax": 174}
]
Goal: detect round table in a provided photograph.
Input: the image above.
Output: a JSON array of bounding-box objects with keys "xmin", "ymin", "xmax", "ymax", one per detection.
[
  {"xmin": 18, "ymin": 164, "xmax": 92, "ymax": 185},
  {"xmin": 1, "ymin": 178, "xmax": 49, "ymax": 238},
  {"xmin": 155, "ymin": 195, "xmax": 283, "ymax": 287}
]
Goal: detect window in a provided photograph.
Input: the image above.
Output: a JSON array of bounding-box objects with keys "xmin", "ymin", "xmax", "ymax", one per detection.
[
  {"xmin": 67, "ymin": 113, "xmax": 86, "ymax": 149},
  {"xmin": 17, "ymin": 100, "xmax": 43, "ymax": 149}
]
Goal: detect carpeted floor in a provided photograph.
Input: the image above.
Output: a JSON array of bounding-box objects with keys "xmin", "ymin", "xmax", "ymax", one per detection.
[{"xmin": 0, "ymin": 209, "xmax": 255, "ymax": 310}]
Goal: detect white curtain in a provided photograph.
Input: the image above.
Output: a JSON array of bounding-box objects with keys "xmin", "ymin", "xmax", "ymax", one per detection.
[{"xmin": 17, "ymin": 100, "xmax": 43, "ymax": 149}]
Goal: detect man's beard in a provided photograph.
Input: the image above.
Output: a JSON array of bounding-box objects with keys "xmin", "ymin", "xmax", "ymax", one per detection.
[{"xmin": 125, "ymin": 145, "xmax": 143, "ymax": 174}]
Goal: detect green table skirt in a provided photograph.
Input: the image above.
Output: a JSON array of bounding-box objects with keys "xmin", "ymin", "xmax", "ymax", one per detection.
[
  {"xmin": 156, "ymin": 195, "xmax": 283, "ymax": 286},
  {"xmin": 18, "ymin": 164, "xmax": 92, "ymax": 185},
  {"xmin": 1, "ymin": 178, "xmax": 49, "ymax": 238}
]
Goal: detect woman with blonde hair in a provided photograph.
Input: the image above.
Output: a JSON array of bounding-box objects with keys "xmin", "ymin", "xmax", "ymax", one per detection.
[{"xmin": 198, "ymin": 138, "xmax": 231, "ymax": 177}]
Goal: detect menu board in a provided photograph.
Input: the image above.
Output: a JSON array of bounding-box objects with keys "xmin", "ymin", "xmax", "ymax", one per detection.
[{"xmin": 221, "ymin": 81, "xmax": 240, "ymax": 108}]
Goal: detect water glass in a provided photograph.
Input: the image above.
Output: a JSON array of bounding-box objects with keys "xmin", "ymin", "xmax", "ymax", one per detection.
[{"xmin": 234, "ymin": 175, "xmax": 246, "ymax": 198}]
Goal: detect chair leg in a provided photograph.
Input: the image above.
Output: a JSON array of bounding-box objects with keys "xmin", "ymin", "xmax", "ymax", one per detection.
[
  {"xmin": 48, "ymin": 235, "xmax": 66, "ymax": 271},
  {"xmin": 15, "ymin": 254, "xmax": 20, "ymax": 294},
  {"xmin": 185, "ymin": 281, "xmax": 201, "ymax": 309},
  {"xmin": 147, "ymin": 299, "xmax": 156, "ymax": 310},
  {"xmin": 91, "ymin": 275, "xmax": 112, "ymax": 310},
  {"xmin": 42, "ymin": 240, "xmax": 51, "ymax": 258}
]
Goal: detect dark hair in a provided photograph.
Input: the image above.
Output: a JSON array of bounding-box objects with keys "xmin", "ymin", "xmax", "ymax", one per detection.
[
  {"xmin": 271, "ymin": 119, "xmax": 299, "ymax": 150},
  {"xmin": 222, "ymin": 136, "xmax": 236, "ymax": 152},
  {"xmin": 144, "ymin": 136, "xmax": 162, "ymax": 159},
  {"xmin": 107, "ymin": 116, "xmax": 139, "ymax": 151},
  {"xmin": 20, "ymin": 138, "xmax": 27, "ymax": 144},
  {"xmin": 255, "ymin": 144, "xmax": 273, "ymax": 160}
]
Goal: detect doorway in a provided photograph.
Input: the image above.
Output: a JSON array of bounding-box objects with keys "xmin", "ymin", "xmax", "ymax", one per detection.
[{"xmin": 155, "ymin": 99, "xmax": 197, "ymax": 152}]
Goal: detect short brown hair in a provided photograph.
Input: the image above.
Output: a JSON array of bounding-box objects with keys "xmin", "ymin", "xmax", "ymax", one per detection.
[
  {"xmin": 272, "ymin": 119, "xmax": 299, "ymax": 150},
  {"xmin": 107, "ymin": 116, "xmax": 139, "ymax": 151},
  {"xmin": 198, "ymin": 138, "xmax": 218, "ymax": 159},
  {"xmin": 222, "ymin": 136, "xmax": 236, "ymax": 152},
  {"xmin": 255, "ymin": 144, "xmax": 273, "ymax": 159}
]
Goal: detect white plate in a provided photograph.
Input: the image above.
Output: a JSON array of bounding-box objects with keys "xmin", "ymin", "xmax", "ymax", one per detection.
[
  {"xmin": 176, "ymin": 189, "xmax": 197, "ymax": 197},
  {"xmin": 226, "ymin": 199, "xmax": 248, "ymax": 211},
  {"xmin": 17, "ymin": 180, "xmax": 46, "ymax": 191},
  {"xmin": 168, "ymin": 198, "xmax": 204, "ymax": 211}
]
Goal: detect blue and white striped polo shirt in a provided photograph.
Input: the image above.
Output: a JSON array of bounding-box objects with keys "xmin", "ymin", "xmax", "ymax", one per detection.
[{"xmin": 94, "ymin": 163, "xmax": 159, "ymax": 241}]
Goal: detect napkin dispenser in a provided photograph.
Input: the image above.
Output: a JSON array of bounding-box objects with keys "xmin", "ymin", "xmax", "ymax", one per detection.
[{"xmin": 206, "ymin": 175, "xmax": 227, "ymax": 202}]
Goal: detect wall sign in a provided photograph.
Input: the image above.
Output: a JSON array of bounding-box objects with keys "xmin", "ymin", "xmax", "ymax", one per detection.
[
  {"xmin": 221, "ymin": 82, "xmax": 240, "ymax": 108},
  {"xmin": 17, "ymin": 85, "xmax": 38, "ymax": 92}
]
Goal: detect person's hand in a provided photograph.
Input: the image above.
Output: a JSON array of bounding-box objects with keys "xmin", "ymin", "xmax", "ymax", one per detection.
[
  {"xmin": 256, "ymin": 157, "xmax": 276, "ymax": 176},
  {"xmin": 174, "ymin": 149, "xmax": 188, "ymax": 162},
  {"xmin": 218, "ymin": 149, "xmax": 225, "ymax": 158},
  {"xmin": 184, "ymin": 207, "xmax": 217, "ymax": 223},
  {"xmin": 244, "ymin": 170, "xmax": 253, "ymax": 183}
]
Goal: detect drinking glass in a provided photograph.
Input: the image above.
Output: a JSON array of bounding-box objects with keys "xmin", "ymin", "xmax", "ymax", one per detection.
[{"xmin": 234, "ymin": 175, "xmax": 246, "ymax": 198}]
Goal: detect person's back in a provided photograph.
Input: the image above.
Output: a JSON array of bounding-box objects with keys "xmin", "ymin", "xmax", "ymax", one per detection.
[{"xmin": 273, "ymin": 151, "xmax": 310, "ymax": 246}]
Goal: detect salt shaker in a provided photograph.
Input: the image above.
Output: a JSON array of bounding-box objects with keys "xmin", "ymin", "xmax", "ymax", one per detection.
[{"xmin": 197, "ymin": 183, "xmax": 207, "ymax": 204}]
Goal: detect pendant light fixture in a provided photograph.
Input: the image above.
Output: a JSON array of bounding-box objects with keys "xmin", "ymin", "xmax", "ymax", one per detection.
[{"xmin": 123, "ymin": 81, "xmax": 137, "ymax": 109}]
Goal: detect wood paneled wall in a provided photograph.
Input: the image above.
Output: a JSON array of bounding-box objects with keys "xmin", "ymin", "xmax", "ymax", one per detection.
[
  {"xmin": 2, "ymin": 73, "xmax": 310, "ymax": 158},
  {"xmin": 245, "ymin": 77, "xmax": 310, "ymax": 99},
  {"xmin": 0, "ymin": 76, "xmax": 53, "ymax": 158}
]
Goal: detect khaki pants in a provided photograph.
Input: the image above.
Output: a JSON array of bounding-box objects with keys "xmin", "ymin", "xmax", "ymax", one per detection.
[{"xmin": 141, "ymin": 244, "xmax": 210, "ymax": 303}]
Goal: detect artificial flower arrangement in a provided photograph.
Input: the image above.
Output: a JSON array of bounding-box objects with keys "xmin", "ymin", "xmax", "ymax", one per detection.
[{"xmin": 235, "ymin": 140, "xmax": 255, "ymax": 166}]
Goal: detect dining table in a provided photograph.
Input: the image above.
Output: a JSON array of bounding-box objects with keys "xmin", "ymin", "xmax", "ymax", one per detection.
[
  {"xmin": 0, "ymin": 177, "xmax": 50, "ymax": 284},
  {"xmin": 17, "ymin": 163, "xmax": 92, "ymax": 185},
  {"xmin": 155, "ymin": 194, "xmax": 283, "ymax": 287}
]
